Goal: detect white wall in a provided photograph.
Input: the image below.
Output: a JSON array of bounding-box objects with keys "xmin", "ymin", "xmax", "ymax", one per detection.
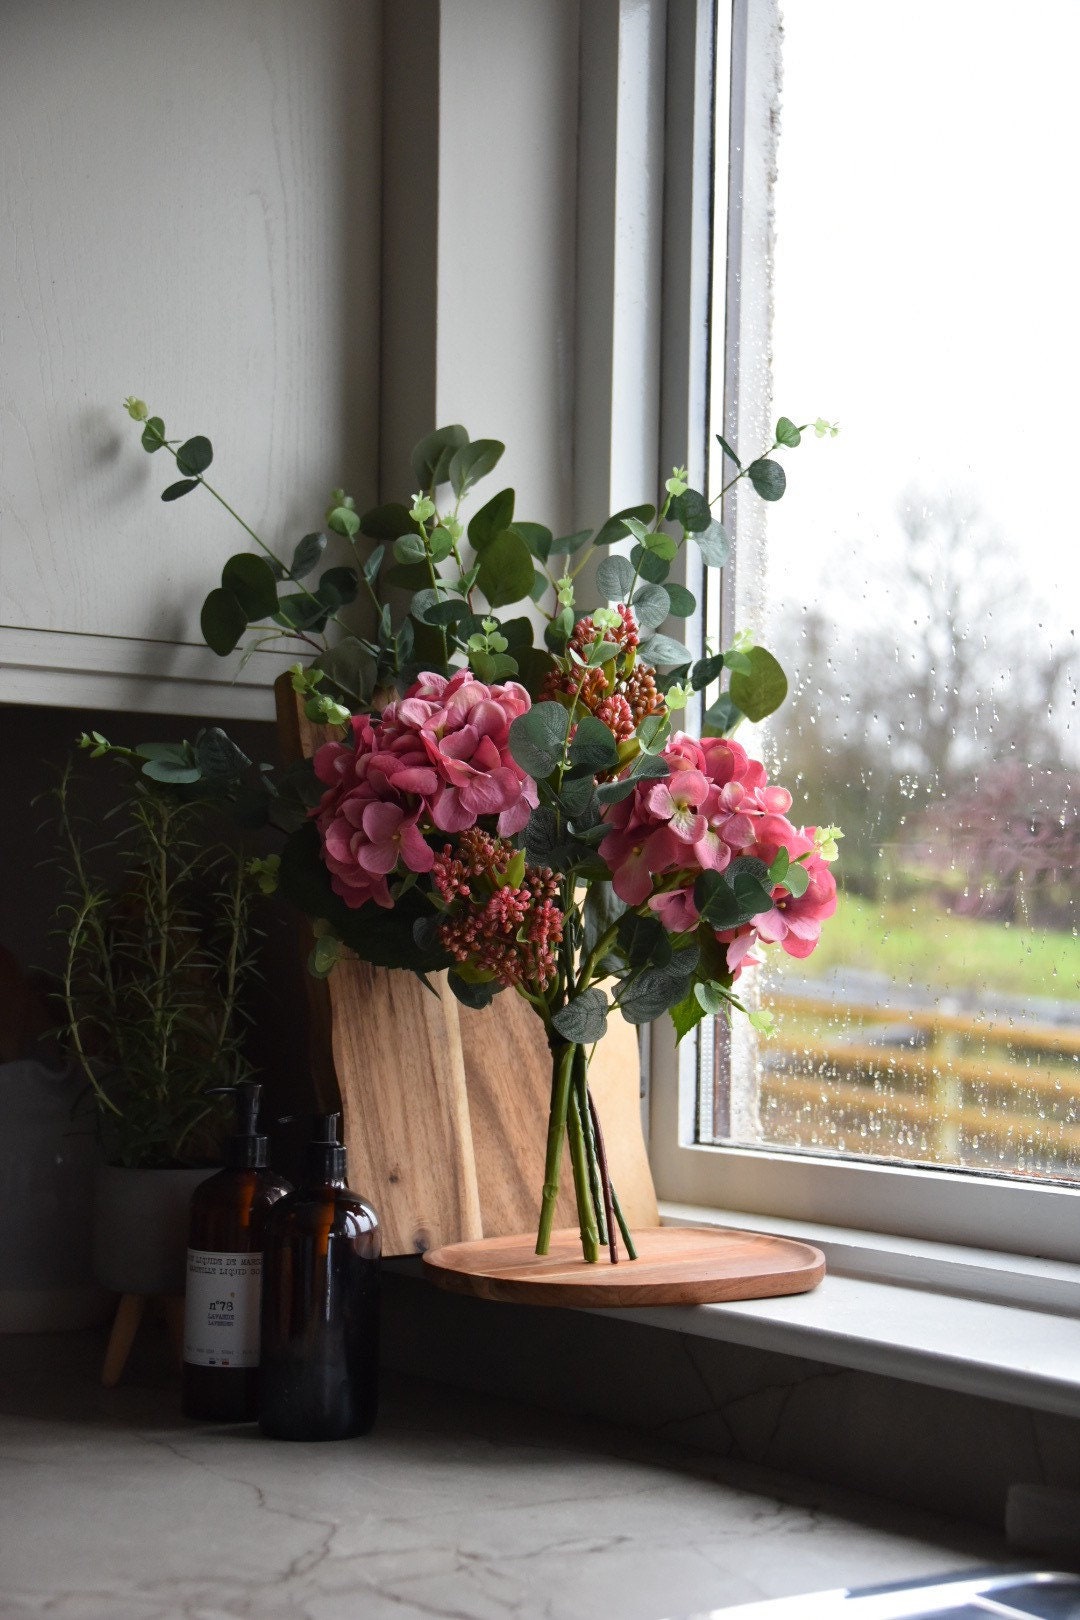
[{"xmin": 1, "ymin": 0, "xmax": 381, "ymax": 688}]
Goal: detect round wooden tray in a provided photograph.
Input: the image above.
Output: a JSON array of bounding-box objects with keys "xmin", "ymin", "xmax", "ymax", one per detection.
[{"xmin": 422, "ymin": 1224, "xmax": 825, "ymax": 1308}]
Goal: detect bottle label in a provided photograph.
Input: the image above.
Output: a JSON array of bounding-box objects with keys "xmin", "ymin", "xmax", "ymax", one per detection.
[{"xmin": 183, "ymin": 1250, "xmax": 263, "ymax": 1369}]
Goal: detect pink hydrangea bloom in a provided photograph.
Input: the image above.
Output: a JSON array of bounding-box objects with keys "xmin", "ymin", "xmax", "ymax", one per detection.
[
  {"xmin": 599, "ymin": 731, "xmax": 837, "ymax": 976},
  {"xmin": 311, "ymin": 671, "xmax": 537, "ymax": 909}
]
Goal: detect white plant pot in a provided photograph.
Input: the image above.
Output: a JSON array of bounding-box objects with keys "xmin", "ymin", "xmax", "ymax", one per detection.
[{"xmin": 93, "ymin": 1165, "xmax": 214, "ymax": 1296}]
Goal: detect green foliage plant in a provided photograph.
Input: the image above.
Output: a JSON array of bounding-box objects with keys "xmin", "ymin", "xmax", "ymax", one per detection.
[{"xmin": 50, "ymin": 745, "xmax": 261, "ymax": 1168}]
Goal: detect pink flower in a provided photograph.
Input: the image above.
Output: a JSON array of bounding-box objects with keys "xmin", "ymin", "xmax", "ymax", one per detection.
[{"xmin": 310, "ymin": 671, "xmax": 538, "ymax": 910}]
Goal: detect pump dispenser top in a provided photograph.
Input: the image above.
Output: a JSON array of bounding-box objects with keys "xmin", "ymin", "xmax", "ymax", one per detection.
[
  {"xmin": 220, "ymin": 1081, "xmax": 270, "ymax": 1169},
  {"xmin": 307, "ymin": 1112, "xmax": 347, "ymax": 1181}
]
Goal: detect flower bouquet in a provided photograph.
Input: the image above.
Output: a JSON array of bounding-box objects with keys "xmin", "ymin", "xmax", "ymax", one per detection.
[{"xmin": 114, "ymin": 404, "xmax": 841, "ymax": 1264}]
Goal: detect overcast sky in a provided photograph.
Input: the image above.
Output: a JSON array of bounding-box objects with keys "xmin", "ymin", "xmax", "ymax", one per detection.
[{"xmin": 764, "ymin": 0, "xmax": 1080, "ymax": 693}]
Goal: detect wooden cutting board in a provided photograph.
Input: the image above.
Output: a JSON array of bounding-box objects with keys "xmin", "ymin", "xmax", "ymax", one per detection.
[{"xmin": 423, "ymin": 1226, "xmax": 826, "ymax": 1308}]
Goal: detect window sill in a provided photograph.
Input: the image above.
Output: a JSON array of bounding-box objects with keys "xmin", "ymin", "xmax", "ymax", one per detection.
[{"xmin": 574, "ymin": 1202, "xmax": 1080, "ymax": 1420}]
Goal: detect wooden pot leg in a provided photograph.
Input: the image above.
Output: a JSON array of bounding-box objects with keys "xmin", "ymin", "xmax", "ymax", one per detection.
[{"xmin": 101, "ymin": 1293, "xmax": 147, "ymax": 1387}]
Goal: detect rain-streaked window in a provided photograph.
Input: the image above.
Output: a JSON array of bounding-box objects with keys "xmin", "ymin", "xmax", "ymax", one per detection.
[{"xmin": 705, "ymin": 1, "xmax": 1080, "ymax": 1181}]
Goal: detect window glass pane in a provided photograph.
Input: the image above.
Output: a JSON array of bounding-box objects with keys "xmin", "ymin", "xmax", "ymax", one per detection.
[{"xmin": 709, "ymin": 0, "xmax": 1080, "ymax": 1180}]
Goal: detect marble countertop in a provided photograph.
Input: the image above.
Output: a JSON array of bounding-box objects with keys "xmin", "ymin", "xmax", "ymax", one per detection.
[{"xmin": 0, "ymin": 1330, "xmax": 1006, "ymax": 1620}]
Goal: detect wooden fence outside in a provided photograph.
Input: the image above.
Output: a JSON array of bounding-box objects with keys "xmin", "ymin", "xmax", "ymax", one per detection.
[{"xmin": 752, "ymin": 994, "xmax": 1080, "ymax": 1175}]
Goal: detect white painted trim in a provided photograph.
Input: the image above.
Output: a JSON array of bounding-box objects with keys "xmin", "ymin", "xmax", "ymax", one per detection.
[{"xmin": 0, "ymin": 626, "xmax": 293, "ymax": 721}]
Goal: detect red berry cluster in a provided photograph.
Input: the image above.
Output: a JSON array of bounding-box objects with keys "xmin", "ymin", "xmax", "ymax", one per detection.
[
  {"xmin": 540, "ymin": 605, "xmax": 666, "ymax": 744},
  {"xmin": 432, "ymin": 830, "xmax": 564, "ymax": 990}
]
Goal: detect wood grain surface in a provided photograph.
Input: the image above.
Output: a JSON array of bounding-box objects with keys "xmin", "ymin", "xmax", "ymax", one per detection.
[{"xmin": 422, "ymin": 1225, "xmax": 826, "ymax": 1309}]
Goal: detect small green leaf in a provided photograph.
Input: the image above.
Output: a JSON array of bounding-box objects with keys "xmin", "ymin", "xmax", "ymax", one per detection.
[
  {"xmin": 275, "ymin": 593, "xmax": 329, "ymax": 633},
  {"xmin": 200, "ymin": 588, "xmax": 248, "ymax": 656},
  {"xmin": 715, "ymin": 432, "xmax": 741, "ymax": 468},
  {"xmin": 385, "ymin": 562, "xmax": 432, "ymax": 592},
  {"xmin": 617, "ymin": 944, "xmax": 700, "ymax": 1025},
  {"xmin": 175, "ymin": 436, "xmax": 213, "ymax": 476},
  {"xmin": 631, "ymin": 584, "xmax": 669, "ymax": 636},
  {"xmin": 317, "ymin": 566, "xmax": 360, "ymax": 608},
  {"xmin": 327, "ymin": 505, "xmax": 362, "ymax": 538},
  {"xmin": 448, "ymin": 970, "xmax": 501, "ymax": 1009},
  {"xmin": 449, "ymin": 438, "xmax": 505, "ymax": 499},
  {"xmin": 630, "ymin": 544, "xmax": 670, "ymax": 584},
  {"xmin": 552, "ymin": 988, "xmax": 609, "ymax": 1045},
  {"xmin": 690, "ymin": 653, "xmax": 725, "ymax": 691},
  {"xmin": 135, "ymin": 741, "xmax": 202, "ymax": 785},
  {"xmin": 594, "ymin": 752, "xmax": 668, "ymax": 804},
  {"xmin": 747, "ymin": 458, "xmax": 787, "ymax": 501},
  {"xmin": 547, "ymin": 529, "xmax": 593, "ymax": 556},
  {"xmin": 729, "ymin": 646, "xmax": 788, "ymax": 722},
  {"xmin": 775, "ymin": 416, "xmax": 801, "ymax": 447},
  {"xmin": 469, "ymin": 488, "xmax": 516, "ymax": 549},
  {"xmin": 476, "ymin": 528, "xmax": 535, "ymax": 608},
  {"xmin": 670, "ymin": 488, "xmax": 711, "ymax": 532},
  {"xmin": 195, "ymin": 727, "xmax": 252, "ymax": 781},
  {"xmin": 221, "ymin": 553, "xmax": 279, "ymax": 620},
  {"xmin": 596, "ymin": 554, "xmax": 635, "ymax": 601},
  {"xmin": 529, "ymin": 569, "xmax": 549, "ymax": 603},
  {"xmin": 393, "ymin": 532, "xmax": 428, "ymax": 564},
  {"xmin": 636, "ymin": 712, "xmax": 671, "ymax": 753},
  {"xmin": 429, "ymin": 526, "xmax": 454, "ymax": 563},
  {"xmin": 412, "ymin": 424, "xmax": 469, "ymax": 489},
  {"xmin": 671, "ymin": 989, "xmax": 709, "ymax": 1042},
  {"xmin": 592, "ymin": 505, "xmax": 656, "ymax": 549},
  {"xmin": 663, "ymin": 583, "xmax": 696, "ymax": 618},
  {"xmin": 471, "ymin": 650, "xmax": 518, "ymax": 682},
  {"xmin": 638, "ymin": 632, "xmax": 692, "ymax": 667},
  {"xmin": 359, "ymin": 502, "xmax": 419, "ymax": 540},
  {"xmin": 783, "ymin": 860, "xmax": 811, "ymax": 899},
  {"xmin": 140, "ymin": 417, "xmax": 165, "ymax": 452},
  {"xmin": 692, "ymin": 520, "xmax": 730, "ymax": 568},
  {"xmin": 567, "ymin": 715, "xmax": 620, "ymax": 778},
  {"xmin": 290, "ymin": 532, "xmax": 327, "ymax": 579},
  {"xmin": 702, "ymin": 693, "xmax": 743, "ymax": 736},
  {"xmin": 362, "ymin": 544, "xmax": 384, "ymax": 586},
  {"xmin": 643, "ymin": 531, "xmax": 678, "ymax": 561},
  {"xmin": 508, "ymin": 701, "xmax": 570, "ymax": 779},
  {"xmin": 723, "ymin": 648, "xmax": 752, "ymax": 675},
  {"xmin": 161, "ymin": 479, "xmax": 199, "ymax": 501}
]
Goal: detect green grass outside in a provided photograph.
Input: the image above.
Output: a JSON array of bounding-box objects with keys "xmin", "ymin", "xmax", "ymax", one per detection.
[{"xmin": 771, "ymin": 891, "xmax": 1080, "ymax": 1005}]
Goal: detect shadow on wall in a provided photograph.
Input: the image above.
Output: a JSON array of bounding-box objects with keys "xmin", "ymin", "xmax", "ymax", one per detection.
[{"xmin": 0, "ymin": 702, "xmax": 318, "ymax": 1167}]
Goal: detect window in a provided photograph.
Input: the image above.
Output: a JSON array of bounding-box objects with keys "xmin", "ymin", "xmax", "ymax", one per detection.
[{"xmin": 650, "ymin": 0, "xmax": 1080, "ymax": 1260}]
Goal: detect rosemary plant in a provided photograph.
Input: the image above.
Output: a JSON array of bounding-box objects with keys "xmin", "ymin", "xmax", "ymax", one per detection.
[{"xmin": 51, "ymin": 758, "xmax": 260, "ymax": 1168}]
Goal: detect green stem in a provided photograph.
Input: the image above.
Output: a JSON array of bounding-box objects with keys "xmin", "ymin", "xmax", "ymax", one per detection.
[
  {"xmin": 610, "ymin": 1182, "xmax": 638, "ymax": 1261},
  {"xmin": 567, "ymin": 1079, "xmax": 600, "ymax": 1263},
  {"xmin": 536, "ymin": 1039, "xmax": 576, "ymax": 1255},
  {"xmin": 574, "ymin": 1048, "xmax": 607, "ymax": 1248}
]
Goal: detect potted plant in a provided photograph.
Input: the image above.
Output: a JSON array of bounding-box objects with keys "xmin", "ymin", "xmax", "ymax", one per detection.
[{"xmin": 50, "ymin": 747, "xmax": 260, "ymax": 1297}]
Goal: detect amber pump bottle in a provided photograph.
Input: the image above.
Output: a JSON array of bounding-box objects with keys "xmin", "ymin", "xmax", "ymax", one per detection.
[
  {"xmin": 258, "ymin": 1113, "xmax": 380, "ymax": 1441},
  {"xmin": 181, "ymin": 1083, "xmax": 292, "ymax": 1421}
]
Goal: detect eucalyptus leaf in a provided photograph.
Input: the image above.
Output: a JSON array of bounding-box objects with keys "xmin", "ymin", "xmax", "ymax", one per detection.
[
  {"xmin": 140, "ymin": 417, "xmax": 165, "ymax": 452},
  {"xmin": 547, "ymin": 528, "xmax": 593, "ymax": 556},
  {"xmin": 617, "ymin": 944, "xmax": 700, "ymax": 1025},
  {"xmin": 592, "ymin": 504, "xmax": 656, "ymax": 549},
  {"xmin": 775, "ymin": 416, "xmax": 801, "ymax": 447},
  {"xmin": 729, "ymin": 645, "xmax": 788, "ymax": 722},
  {"xmin": 200, "ymin": 588, "xmax": 247, "ymax": 656},
  {"xmin": 393, "ymin": 532, "xmax": 428, "ymax": 564},
  {"xmin": 385, "ymin": 562, "xmax": 433, "ymax": 591},
  {"xmin": 552, "ymin": 989, "xmax": 609, "ymax": 1045},
  {"xmin": 312, "ymin": 636, "xmax": 370, "ymax": 704},
  {"xmin": 715, "ymin": 431, "xmax": 741, "ymax": 468},
  {"xmin": 670, "ymin": 487, "xmax": 710, "ymax": 533},
  {"xmin": 274, "ymin": 594, "xmax": 329, "ymax": 633},
  {"xmin": 476, "ymin": 528, "xmax": 535, "ymax": 608},
  {"xmin": 448, "ymin": 970, "xmax": 501, "ymax": 1009},
  {"xmin": 469, "ymin": 487, "xmax": 516, "ymax": 549},
  {"xmin": 161, "ymin": 479, "xmax": 199, "ymax": 502},
  {"xmin": 702, "ymin": 692, "xmax": 743, "ymax": 736},
  {"xmin": 175, "ymin": 435, "xmax": 213, "ymax": 477},
  {"xmin": 638, "ymin": 632, "xmax": 693, "ymax": 666},
  {"xmin": 359, "ymin": 502, "xmax": 419, "ymax": 540},
  {"xmin": 195, "ymin": 728, "xmax": 252, "ymax": 782},
  {"xmin": 596, "ymin": 554, "xmax": 635, "ymax": 601},
  {"xmin": 582, "ymin": 880, "xmax": 628, "ymax": 956},
  {"xmin": 782, "ymin": 860, "xmax": 811, "ymax": 899},
  {"xmin": 511, "ymin": 521, "xmax": 553, "ymax": 563},
  {"xmin": 747, "ymin": 458, "xmax": 787, "ymax": 501},
  {"xmin": 630, "ymin": 543, "xmax": 670, "ymax": 584},
  {"xmin": 508, "ymin": 702, "xmax": 570, "ymax": 779},
  {"xmin": 290, "ymin": 532, "xmax": 327, "ymax": 579},
  {"xmin": 567, "ymin": 714, "xmax": 620, "ymax": 778},
  {"xmin": 412, "ymin": 424, "xmax": 468, "ymax": 489},
  {"xmin": 449, "ymin": 438, "xmax": 504, "ymax": 499},
  {"xmin": 631, "ymin": 584, "xmax": 670, "ymax": 636},
  {"xmin": 362, "ymin": 544, "xmax": 385, "ymax": 586},
  {"xmin": 327, "ymin": 505, "xmax": 361, "ymax": 538},
  {"xmin": 317, "ymin": 566, "xmax": 360, "ymax": 608},
  {"xmin": 690, "ymin": 652, "xmax": 726, "ymax": 691},
  {"xmin": 221, "ymin": 553, "xmax": 278, "ymax": 620},
  {"xmin": 692, "ymin": 520, "xmax": 730, "ymax": 568},
  {"xmin": 663, "ymin": 582, "xmax": 696, "ymax": 618}
]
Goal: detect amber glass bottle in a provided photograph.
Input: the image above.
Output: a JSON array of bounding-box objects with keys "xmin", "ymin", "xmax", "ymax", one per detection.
[
  {"xmin": 259, "ymin": 1114, "xmax": 380, "ymax": 1441},
  {"xmin": 182, "ymin": 1084, "xmax": 292, "ymax": 1422}
]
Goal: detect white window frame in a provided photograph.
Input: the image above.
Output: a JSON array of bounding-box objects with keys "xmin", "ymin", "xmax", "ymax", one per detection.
[{"xmin": 647, "ymin": 0, "xmax": 1080, "ymax": 1268}]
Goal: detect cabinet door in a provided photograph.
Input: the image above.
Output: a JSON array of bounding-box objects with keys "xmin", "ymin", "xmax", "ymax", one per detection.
[{"xmin": 1, "ymin": 0, "xmax": 381, "ymax": 719}]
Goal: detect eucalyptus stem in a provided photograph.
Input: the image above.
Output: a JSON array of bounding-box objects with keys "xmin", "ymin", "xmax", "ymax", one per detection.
[
  {"xmin": 567, "ymin": 1080, "xmax": 600, "ymax": 1263},
  {"xmin": 536, "ymin": 1039, "xmax": 576, "ymax": 1255},
  {"xmin": 610, "ymin": 1181, "xmax": 638, "ymax": 1261},
  {"xmin": 586, "ymin": 1084, "xmax": 619, "ymax": 1264},
  {"xmin": 575, "ymin": 1048, "xmax": 607, "ymax": 1248}
]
